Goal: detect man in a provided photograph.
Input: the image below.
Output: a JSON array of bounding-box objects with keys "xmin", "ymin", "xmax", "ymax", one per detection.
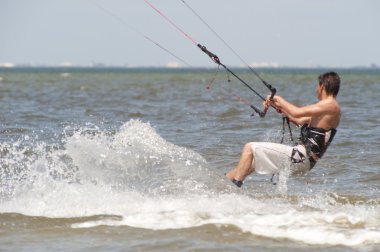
[{"xmin": 226, "ymin": 72, "xmax": 341, "ymax": 187}]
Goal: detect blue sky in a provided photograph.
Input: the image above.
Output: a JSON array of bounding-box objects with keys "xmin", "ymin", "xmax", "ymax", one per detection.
[{"xmin": 1, "ymin": 0, "xmax": 379, "ymax": 67}]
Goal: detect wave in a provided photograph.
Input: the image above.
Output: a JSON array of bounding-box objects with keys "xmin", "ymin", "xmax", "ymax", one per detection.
[{"xmin": 1, "ymin": 119, "xmax": 380, "ymax": 246}]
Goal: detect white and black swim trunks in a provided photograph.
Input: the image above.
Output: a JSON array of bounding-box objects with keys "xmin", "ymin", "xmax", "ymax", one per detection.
[{"xmin": 248, "ymin": 142, "xmax": 311, "ymax": 175}]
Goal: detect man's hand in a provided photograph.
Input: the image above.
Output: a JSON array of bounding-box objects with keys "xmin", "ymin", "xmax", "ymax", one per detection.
[
  {"xmin": 263, "ymin": 95, "xmax": 276, "ymax": 108},
  {"xmin": 263, "ymin": 95, "xmax": 284, "ymax": 114},
  {"xmin": 263, "ymin": 99, "xmax": 270, "ymax": 110}
]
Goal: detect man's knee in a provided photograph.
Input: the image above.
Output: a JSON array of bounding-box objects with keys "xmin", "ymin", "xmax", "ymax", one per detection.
[{"xmin": 243, "ymin": 143, "xmax": 253, "ymax": 155}]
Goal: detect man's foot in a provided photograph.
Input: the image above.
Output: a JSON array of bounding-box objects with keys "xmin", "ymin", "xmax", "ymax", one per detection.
[{"xmin": 232, "ymin": 179, "xmax": 243, "ymax": 188}]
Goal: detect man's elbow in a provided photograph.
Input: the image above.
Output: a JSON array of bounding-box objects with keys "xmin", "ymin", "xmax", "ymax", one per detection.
[{"xmin": 289, "ymin": 108, "xmax": 304, "ymax": 118}]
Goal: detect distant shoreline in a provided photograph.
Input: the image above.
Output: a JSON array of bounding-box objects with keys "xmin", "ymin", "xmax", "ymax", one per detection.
[{"xmin": 1, "ymin": 65, "xmax": 379, "ymax": 74}]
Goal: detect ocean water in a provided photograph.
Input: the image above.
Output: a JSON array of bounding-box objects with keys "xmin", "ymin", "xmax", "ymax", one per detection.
[{"xmin": 0, "ymin": 67, "xmax": 379, "ymax": 251}]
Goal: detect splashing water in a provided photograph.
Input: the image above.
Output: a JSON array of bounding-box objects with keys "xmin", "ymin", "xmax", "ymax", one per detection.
[
  {"xmin": 1, "ymin": 119, "xmax": 380, "ymax": 246},
  {"xmin": 1, "ymin": 119, "xmax": 210, "ymax": 200}
]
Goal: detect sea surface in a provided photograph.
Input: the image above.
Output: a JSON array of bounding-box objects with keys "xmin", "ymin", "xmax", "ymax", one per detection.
[{"xmin": 0, "ymin": 67, "xmax": 379, "ymax": 251}]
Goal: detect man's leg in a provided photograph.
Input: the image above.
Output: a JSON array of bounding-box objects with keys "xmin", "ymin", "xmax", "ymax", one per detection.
[{"xmin": 226, "ymin": 143, "xmax": 255, "ymax": 186}]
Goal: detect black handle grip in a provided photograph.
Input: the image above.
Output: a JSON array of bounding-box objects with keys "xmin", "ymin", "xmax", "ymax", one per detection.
[{"xmin": 197, "ymin": 44, "xmax": 221, "ymax": 64}]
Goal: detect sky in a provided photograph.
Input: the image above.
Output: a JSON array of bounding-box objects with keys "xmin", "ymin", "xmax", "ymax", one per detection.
[{"xmin": 1, "ymin": 0, "xmax": 379, "ymax": 68}]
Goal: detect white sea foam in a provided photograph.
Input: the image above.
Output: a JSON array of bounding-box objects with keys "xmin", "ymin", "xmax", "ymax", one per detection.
[
  {"xmin": 1, "ymin": 120, "xmax": 380, "ymax": 246},
  {"xmin": 69, "ymin": 193, "xmax": 380, "ymax": 246}
]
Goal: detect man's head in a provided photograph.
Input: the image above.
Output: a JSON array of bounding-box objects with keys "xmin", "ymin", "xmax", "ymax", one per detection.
[{"xmin": 318, "ymin": 72, "xmax": 340, "ymax": 97}]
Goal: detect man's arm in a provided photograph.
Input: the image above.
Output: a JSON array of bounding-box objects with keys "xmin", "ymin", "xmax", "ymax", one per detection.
[
  {"xmin": 286, "ymin": 114, "xmax": 311, "ymax": 126},
  {"xmin": 269, "ymin": 95, "xmax": 326, "ymax": 120}
]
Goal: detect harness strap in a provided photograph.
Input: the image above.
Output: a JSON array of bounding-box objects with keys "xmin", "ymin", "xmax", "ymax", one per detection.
[
  {"xmin": 271, "ymin": 116, "xmax": 295, "ymax": 185},
  {"xmin": 280, "ymin": 116, "xmax": 294, "ymax": 144}
]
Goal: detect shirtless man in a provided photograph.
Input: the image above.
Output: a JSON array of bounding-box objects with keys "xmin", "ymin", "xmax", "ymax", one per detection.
[{"xmin": 226, "ymin": 72, "xmax": 341, "ymax": 187}]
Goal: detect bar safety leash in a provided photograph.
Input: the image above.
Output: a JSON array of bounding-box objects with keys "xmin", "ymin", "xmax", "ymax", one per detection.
[
  {"xmin": 179, "ymin": 0, "xmax": 276, "ymax": 116},
  {"xmin": 143, "ymin": 0, "xmax": 275, "ymax": 117}
]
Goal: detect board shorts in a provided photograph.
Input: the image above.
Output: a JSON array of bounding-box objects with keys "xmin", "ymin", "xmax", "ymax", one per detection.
[{"xmin": 249, "ymin": 142, "xmax": 311, "ymax": 175}]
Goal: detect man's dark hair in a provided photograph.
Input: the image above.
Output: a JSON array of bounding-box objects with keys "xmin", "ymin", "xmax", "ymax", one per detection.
[{"xmin": 318, "ymin": 72, "xmax": 340, "ymax": 97}]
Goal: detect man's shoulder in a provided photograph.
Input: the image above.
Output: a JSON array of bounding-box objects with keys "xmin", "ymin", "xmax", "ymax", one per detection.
[{"xmin": 318, "ymin": 98, "xmax": 340, "ymax": 110}]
